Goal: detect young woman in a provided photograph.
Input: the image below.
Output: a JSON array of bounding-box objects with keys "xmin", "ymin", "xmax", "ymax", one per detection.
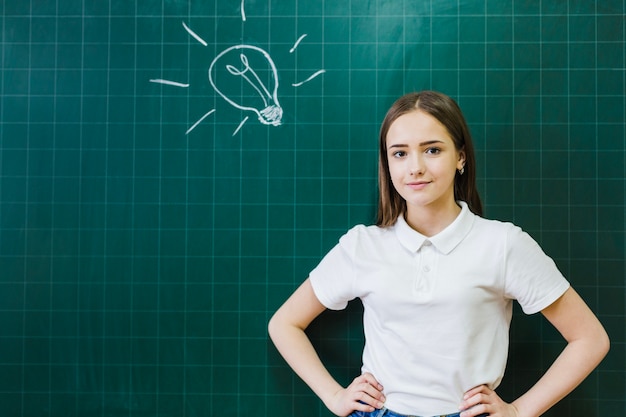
[{"xmin": 268, "ymin": 91, "xmax": 609, "ymax": 417}]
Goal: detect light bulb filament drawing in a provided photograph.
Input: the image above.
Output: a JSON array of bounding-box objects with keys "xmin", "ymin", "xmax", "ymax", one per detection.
[
  {"xmin": 226, "ymin": 54, "xmax": 273, "ymax": 112},
  {"xmin": 211, "ymin": 45, "xmax": 283, "ymax": 127}
]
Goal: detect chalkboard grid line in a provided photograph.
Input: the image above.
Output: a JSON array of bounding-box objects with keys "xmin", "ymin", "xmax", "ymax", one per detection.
[
  {"xmin": 102, "ymin": 2, "xmax": 113, "ymax": 416},
  {"xmin": 0, "ymin": 0, "xmax": 4, "ymax": 385},
  {"xmin": 20, "ymin": 2, "xmax": 32, "ymax": 416},
  {"xmin": 287, "ymin": 2, "xmax": 299, "ymax": 415},
  {"xmin": 4, "ymin": 10, "xmax": 626, "ymax": 18},
  {"xmin": 152, "ymin": 3, "xmax": 164, "ymax": 416},
  {"xmin": 129, "ymin": 2, "xmax": 139, "ymax": 417},
  {"xmin": 47, "ymin": 0, "xmax": 58, "ymax": 414},
  {"xmin": 209, "ymin": 2, "xmax": 219, "ymax": 416},
  {"xmin": 73, "ymin": 3, "xmax": 84, "ymax": 415},
  {"xmin": 591, "ymin": 7, "xmax": 602, "ymax": 415}
]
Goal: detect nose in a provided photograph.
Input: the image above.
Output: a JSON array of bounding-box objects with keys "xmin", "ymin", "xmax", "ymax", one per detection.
[{"xmin": 409, "ymin": 153, "xmax": 423, "ymax": 176}]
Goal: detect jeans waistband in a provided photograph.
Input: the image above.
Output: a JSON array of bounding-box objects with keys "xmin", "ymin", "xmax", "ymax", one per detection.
[{"xmin": 374, "ymin": 407, "xmax": 462, "ymax": 417}]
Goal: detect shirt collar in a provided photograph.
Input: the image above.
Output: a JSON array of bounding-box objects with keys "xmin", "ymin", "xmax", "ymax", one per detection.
[{"xmin": 394, "ymin": 201, "xmax": 475, "ymax": 254}]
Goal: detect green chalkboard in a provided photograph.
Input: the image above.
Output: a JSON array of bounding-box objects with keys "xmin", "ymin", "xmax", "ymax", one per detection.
[{"xmin": 1, "ymin": 0, "xmax": 624, "ymax": 416}]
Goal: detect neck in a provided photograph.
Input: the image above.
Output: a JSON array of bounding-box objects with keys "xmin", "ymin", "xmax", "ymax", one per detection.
[{"xmin": 405, "ymin": 199, "xmax": 461, "ymax": 237}]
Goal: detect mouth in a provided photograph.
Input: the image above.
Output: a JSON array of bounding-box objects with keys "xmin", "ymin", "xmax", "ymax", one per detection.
[{"xmin": 406, "ymin": 181, "xmax": 431, "ymax": 190}]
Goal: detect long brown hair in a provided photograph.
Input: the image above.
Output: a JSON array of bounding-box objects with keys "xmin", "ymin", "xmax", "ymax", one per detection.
[{"xmin": 376, "ymin": 91, "xmax": 483, "ymax": 227}]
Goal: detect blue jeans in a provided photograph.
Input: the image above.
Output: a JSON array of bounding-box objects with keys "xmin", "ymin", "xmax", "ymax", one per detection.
[{"xmin": 349, "ymin": 406, "xmax": 488, "ymax": 417}]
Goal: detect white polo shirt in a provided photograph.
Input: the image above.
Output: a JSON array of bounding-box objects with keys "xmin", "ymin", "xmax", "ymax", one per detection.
[{"xmin": 309, "ymin": 202, "xmax": 570, "ymax": 416}]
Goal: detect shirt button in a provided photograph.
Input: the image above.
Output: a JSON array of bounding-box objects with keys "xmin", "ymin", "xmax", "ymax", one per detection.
[{"xmin": 423, "ymin": 265, "xmax": 430, "ymax": 272}]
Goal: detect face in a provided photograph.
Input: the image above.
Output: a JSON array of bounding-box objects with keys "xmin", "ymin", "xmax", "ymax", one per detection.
[{"xmin": 386, "ymin": 110, "xmax": 465, "ymax": 215}]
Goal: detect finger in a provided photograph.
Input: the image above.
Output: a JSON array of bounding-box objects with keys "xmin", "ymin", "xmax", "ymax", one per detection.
[
  {"xmin": 350, "ymin": 374, "xmax": 385, "ymax": 402},
  {"xmin": 357, "ymin": 383, "xmax": 386, "ymax": 404},
  {"xmin": 459, "ymin": 403, "xmax": 489, "ymax": 417},
  {"xmin": 354, "ymin": 390, "xmax": 385, "ymax": 410},
  {"xmin": 346, "ymin": 377, "xmax": 385, "ymax": 410},
  {"xmin": 459, "ymin": 396, "xmax": 482, "ymax": 412},
  {"xmin": 463, "ymin": 384, "xmax": 489, "ymax": 400},
  {"xmin": 351, "ymin": 399, "xmax": 378, "ymax": 413},
  {"xmin": 459, "ymin": 390, "xmax": 490, "ymax": 411},
  {"xmin": 360, "ymin": 372, "xmax": 384, "ymax": 391},
  {"xmin": 347, "ymin": 380, "xmax": 384, "ymax": 403}
]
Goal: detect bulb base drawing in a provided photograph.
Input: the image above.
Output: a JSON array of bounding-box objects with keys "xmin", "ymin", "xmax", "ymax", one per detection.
[{"xmin": 260, "ymin": 105, "xmax": 283, "ymax": 126}]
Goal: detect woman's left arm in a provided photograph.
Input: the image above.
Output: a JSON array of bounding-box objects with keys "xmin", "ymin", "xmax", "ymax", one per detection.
[{"xmin": 460, "ymin": 287, "xmax": 610, "ymax": 417}]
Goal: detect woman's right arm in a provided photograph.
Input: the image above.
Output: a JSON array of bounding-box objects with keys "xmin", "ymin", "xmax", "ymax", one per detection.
[{"xmin": 268, "ymin": 278, "xmax": 386, "ymax": 416}]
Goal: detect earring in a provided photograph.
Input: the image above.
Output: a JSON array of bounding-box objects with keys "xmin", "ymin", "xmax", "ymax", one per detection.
[{"xmin": 458, "ymin": 166, "xmax": 465, "ymax": 175}]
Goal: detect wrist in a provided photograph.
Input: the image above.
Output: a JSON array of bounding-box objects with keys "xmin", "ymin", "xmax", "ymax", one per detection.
[
  {"xmin": 318, "ymin": 382, "xmax": 344, "ymax": 409},
  {"xmin": 511, "ymin": 400, "xmax": 535, "ymax": 417}
]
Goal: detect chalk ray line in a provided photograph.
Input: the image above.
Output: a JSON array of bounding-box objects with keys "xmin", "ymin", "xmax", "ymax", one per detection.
[
  {"xmin": 150, "ymin": 79, "xmax": 190, "ymax": 88},
  {"xmin": 186, "ymin": 109, "xmax": 216, "ymax": 135},
  {"xmin": 182, "ymin": 21, "xmax": 207, "ymax": 46},
  {"xmin": 232, "ymin": 116, "xmax": 249, "ymax": 136},
  {"xmin": 241, "ymin": 0, "xmax": 246, "ymax": 21},
  {"xmin": 289, "ymin": 34, "xmax": 308, "ymax": 53},
  {"xmin": 292, "ymin": 69, "xmax": 326, "ymax": 87}
]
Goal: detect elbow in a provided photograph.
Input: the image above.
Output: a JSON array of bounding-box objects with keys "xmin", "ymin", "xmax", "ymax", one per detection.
[
  {"xmin": 587, "ymin": 322, "xmax": 611, "ymax": 367},
  {"xmin": 598, "ymin": 327, "xmax": 611, "ymax": 359},
  {"xmin": 267, "ymin": 313, "xmax": 278, "ymax": 342},
  {"xmin": 267, "ymin": 311, "xmax": 284, "ymax": 345}
]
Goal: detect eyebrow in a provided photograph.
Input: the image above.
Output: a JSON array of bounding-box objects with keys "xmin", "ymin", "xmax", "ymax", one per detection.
[{"xmin": 387, "ymin": 140, "xmax": 445, "ymax": 149}]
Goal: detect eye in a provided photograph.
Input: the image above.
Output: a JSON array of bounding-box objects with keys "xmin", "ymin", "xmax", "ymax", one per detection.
[
  {"xmin": 391, "ymin": 150, "xmax": 407, "ymax": 158},
  {"xmin": 425, "ymin": 147, "xmax": 442, "ymax": 155}
]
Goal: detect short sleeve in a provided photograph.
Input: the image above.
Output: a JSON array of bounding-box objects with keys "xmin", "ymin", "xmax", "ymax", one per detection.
[
  {"xmin": 503, "ymin": 226, "xmax": 570, "ymax": 314},
  {"xmin": 308, "ymin": 227, "xmax": 362, "ymax": 310}
]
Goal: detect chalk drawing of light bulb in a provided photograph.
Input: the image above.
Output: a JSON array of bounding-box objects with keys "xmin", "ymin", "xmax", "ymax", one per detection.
[
  {"xmin": 150, "ymin": 13, "xmax": 325, "ymax": 136},
  {"xmin": 209, "ymin": 45, "xmax": 282, "ymax": 127}
]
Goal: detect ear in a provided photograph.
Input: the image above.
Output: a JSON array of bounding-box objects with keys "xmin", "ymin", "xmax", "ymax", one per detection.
[{"xmin": 457, "ymin": 147, "xmax": 466, "ymax": 171}]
